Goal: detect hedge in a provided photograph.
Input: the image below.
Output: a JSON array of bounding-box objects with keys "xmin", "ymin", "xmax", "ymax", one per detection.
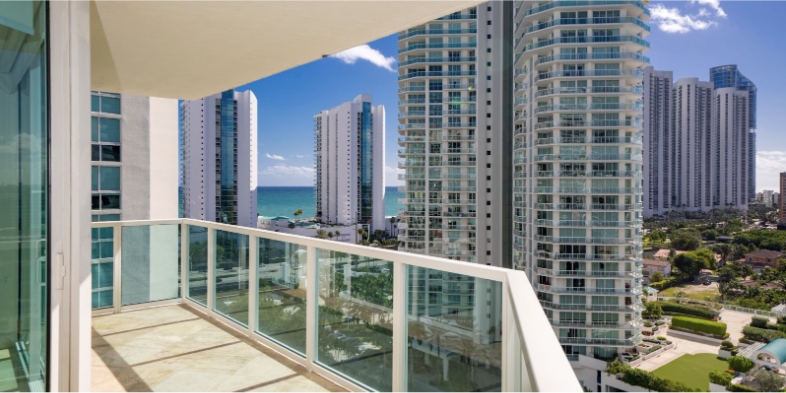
[
  {"xmin": 618, "ymin": 366, "xmax": 699, "ymax": 392},
  {"xmin": 751, "ymin": 316, "xmax": 769, "ymax": 329},
  {"xmin": 742, "ymin": 326, "xmax": 786, "ymax": 343},
  {"xmin": 657, "ymin": 301, "xmax": 719, "ymax": 319},
  {"xmin": 643, "ymin": 345, "xmax": 662, "ymax": 355},
  {"xmin": 709, "ymin": 370, "xmax": 733, "ymax": 386},
  {"xmin": 727, "ymin": 383, "xmax": 760, "ymax": 392},
  {"xmin": 672, "ymin": 315, "xmax": 727, "ymax": 336}
]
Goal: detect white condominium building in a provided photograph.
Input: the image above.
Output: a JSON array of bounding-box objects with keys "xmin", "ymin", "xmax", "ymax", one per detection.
[
  {"xmin": 91, "ymin": 92, "xmax": 180, "ymax": 309},
  {"xmin": 91, "ymin": 92, "xmax": 180, "ymax": 222},
  {"xmin": 180, "ymin": 89, "xmax": 258, "ymax": 228},
  {"xmin": 513, "ymin": 0, "xmax": 648, "ymax": 383},
  {"xmin": 313, "ymin": 94, "xmax": 386, "ymax": 231},
  {"xmin": 643, "ymin": 68, "xmax": 749, "ymax": 216},
  {"xmin": 397, "ymin": 2, "xmax": 514, "ymax": 267}
]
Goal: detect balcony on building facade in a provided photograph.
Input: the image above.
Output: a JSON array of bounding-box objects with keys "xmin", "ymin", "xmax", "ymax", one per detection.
[{"xmin": 90, "ymin": 218, "xmax": 580, "ymax": 392}]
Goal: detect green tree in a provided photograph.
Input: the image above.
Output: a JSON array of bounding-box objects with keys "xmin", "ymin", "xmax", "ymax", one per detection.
[
  {"xmin": 327, "ymin": 231, "xmax": 334, "ymax": 239},
  {"xmin": 650, "ymin": 271, "xmax": 665, "ymax": 283},
  {"xmin": 727, "ymin": 356, "xmax": 755, "ymax": 374},
  {"xmin": 702, "ymin": 229, "xmax": 718, "ymax": 241},
  {"xmin": 334, "ymin": 230, "xmax": 341, "ymax": 241},
  {"xmin": 315, "ymin": 229, "xmax": 328, "ymax": 239},
  {"xmin": 293, "ymin": 208, "xmax": 304, "ymax": 219},
  {"xmin": 755, "ymin": 368, "xmax": 785, "ymax": 392},
  {"xmin": 672, "ymin": 237, "xmax": 701, "ymax": 251},
  {"xmin": 673, "ymin": 252, "xmax": 709, "ymax": 278},
  {"xmin": 642, "ymin": 301, "xmax": 663, "ymax": 320}
]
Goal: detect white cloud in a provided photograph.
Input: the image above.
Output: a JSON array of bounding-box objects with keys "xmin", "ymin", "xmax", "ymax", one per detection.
[
  {"xmin": 649, "ymin": 2, "xmax": 723, "ymax": 33},
  {"xmin": 757, "ymin": 151, "xmax": 786, "ymax": 192},
  {"xmin": 265, "ymin": 153, "xmax": 285, "ymax": 160},
  {"xmin": 330, "ymin": 44, "xmax": 396, "ymax": 72},
  {"xmin": 693, "ymin": 0, "xmax": 727, "ymax": 18},
  {"xmin": 295, "ymin": 155, "xmax": 306, "ymax": 158},
  {"xmin": 259, "ymin": 165, "xmax": 314, "ymax": 178},
  {"xmin": 385, "ymin": 165, "xmax": 404, "ymax": 186}
]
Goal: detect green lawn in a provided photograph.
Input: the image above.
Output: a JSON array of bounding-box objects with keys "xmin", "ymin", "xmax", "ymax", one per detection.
[
  {"xmin": 651, "ymin": 353, "xmax": 728, "ymax": 391},
  {"xmin": 659, "ymin": 286, "xmax": 719, "ymax": 301}
]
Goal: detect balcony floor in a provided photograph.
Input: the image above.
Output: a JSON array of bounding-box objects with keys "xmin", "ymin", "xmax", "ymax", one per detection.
[{"xmin": 91, "ymin": 305, "xmax": 346, "ymax": 392}]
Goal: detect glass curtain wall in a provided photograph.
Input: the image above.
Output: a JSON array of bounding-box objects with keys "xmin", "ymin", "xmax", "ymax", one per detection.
[{"xmin": 0, "ymin": 1, "xmax": 49, "ymax": 391}]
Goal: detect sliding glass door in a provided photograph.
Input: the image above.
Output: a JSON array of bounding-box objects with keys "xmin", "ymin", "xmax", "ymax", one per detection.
[{"xmin": 0, "ymin": 1, "xmax": 49, "ymax": 391}]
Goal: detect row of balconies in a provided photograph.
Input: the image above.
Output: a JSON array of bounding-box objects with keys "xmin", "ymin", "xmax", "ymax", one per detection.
[
  {"xmin": 398, "ymin": 57, "xmax": 477, "ymax": 67},
  {"xmin": 534, "ymin": 170, "xmax": 643, "ymax": 178},
  {"xmin": 399, "ymin": 42, "xmax": 477, "ymax": 54},
  {"xmin": 531, "ymin": 202, "xmax": 643, "ymax": 211},
  {"xmin": 537, "ymin": 284, "xmax": 642, "ymax": 295},
  {"xmin": 519, "ymin": 1, "xmax": 650, "ymax": 20},
  {"xmin": 398, "ymin": 28, "xmax": 477, "ymax": 41}
]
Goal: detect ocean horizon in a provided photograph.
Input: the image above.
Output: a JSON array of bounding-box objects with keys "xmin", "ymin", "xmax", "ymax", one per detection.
[{"xmin": 257, "ymin": 186, "xmax": 403, "ymax": 219}]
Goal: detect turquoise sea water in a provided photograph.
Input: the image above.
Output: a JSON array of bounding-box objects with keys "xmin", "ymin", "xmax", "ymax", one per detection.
[{"xmin": 257, "ymin": 186, "xmax": 403, "ymax": 219}]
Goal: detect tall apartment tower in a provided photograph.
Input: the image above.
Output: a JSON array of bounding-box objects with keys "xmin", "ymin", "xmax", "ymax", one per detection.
[
  {"xmin": 313, "ymin": 94, "xmax": 386, "ymax": 231},
  {"xmin": 180, "ymin": 89, "xmax": 258, "ymax": 228},
  {"xmin": 91, "ymin": 92, "xmax": 180, "ymax": 221},
  {"xmin": 713, "ymin": 87, "xmax": 750, "ymax": 209},
  {"xmin": 642, "ymin": 67, "xmax": 672, "ymax": 216},
  {"xmin": 710, "ymin": 65, "xmax": 757, "ymax": 202},
  {"xmin": 91, "ymin": 92, "xmax": 180, "ymax": 309},
  {"xmin": 780, "ymin": 173, "xmax": 786, "ymax": 223},
  {"xmin": 396, "ymin": 2, "xmax": 513, "ymax": 266},
  {"xmin": 513, "ymin": 0, "xmax": 648, "ymax": 377},
  {"xmin": 643, "ymin": 70, "xmax": 750, "ymax": 215}
]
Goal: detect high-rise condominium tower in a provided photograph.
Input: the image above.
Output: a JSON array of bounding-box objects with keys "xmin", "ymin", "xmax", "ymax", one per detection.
[
  {"xmin": 643, "ymin": 68, "xmax": 749, "ymax": 216},
  {"xmin": 513, "ymin": 0, "xmax": 648, "ymax": 376},
  {"xmin": 314, "ymin": 94, "xmax": 386, "ymax": 231},
  {"xmin": 91, "ymin": 92, "xmax": 180, "ymax": 221},
  {"xmin": 710, "ymin": 65, "xmax": 757, "ymax": 202},
  {"xmin": 91, "ymin": 92, "xmax": 180, "ymax": 309},
  {"xmin": 397, "ymin": 2, "xmax": 513, "ymax": 266},
  {"xmin": 780, "ymin": 173, "xmax": 786, "ymax": 223},
  {"xmin": 180, "ymin": 89, "xmax": 258, "ymax": 228}
]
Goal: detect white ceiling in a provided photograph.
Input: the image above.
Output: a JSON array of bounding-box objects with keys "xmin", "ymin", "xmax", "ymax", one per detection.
[{"xmin": 91, "ymin": 1, "xmax": 483, "ymax": 100}]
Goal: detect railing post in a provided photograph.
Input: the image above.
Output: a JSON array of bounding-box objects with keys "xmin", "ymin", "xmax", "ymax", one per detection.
[
  {"xmin": 248, "ymin": 236, "xmax": 258, "ymax": 338},
  {"xmin": 502, "ymin": 283, "xmax": 523, "ymax": 392},
  {"xmin": 305, "ymin": 245, "xmax": 317, "ymax": 372},
  {"xmin": 207, "ymin": 228, "xmax": 215, "ymax": 317},
  {"xmin": 112, "ymin": 223, "xmax": 122, "ymax": 313},
  {"xmin": 392, "ymin": 261, "xmax": 407, "ymax": 392},
  {"xmin": 180, "ymin": 222, "xmax": 187, "ymax": 301}
]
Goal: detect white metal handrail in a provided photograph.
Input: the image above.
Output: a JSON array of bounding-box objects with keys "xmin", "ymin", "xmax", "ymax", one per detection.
[{"xmin": 91, "ymin": 218, "xmax": 581, "ymax": 392}]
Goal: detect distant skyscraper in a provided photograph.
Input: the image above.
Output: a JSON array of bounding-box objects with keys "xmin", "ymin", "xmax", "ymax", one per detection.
[
  {"xmin": 643, "ymin": 69, "xmax": 749, "ymax": 215},
  {"xmin": 778, "ymin": 174, "xmax": 786, "ymax": 223},
  {"xmin": 313, "ymin": 94, "xmax": 386, "ymax": 231},
  {"xmin": 180, "ymin": 89, "xmax": 258, "ymax": 228},
  {"xmin": 710, "ymin": 65, "xmax": 757, "ymax": 202},
  {"xmin": 396, "ymin": 2, "xmax": 513, "ymax": 267}
]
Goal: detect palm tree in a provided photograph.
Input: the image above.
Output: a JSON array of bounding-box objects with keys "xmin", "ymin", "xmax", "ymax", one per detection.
[
  {"xmin": 293, "ymin": 208, "xmax": 304, "ymax": 220},
  {"xmin": 335, "ymin": 230, "xmax": 341, "ymax": 241},
  {"xmin": 315, "ymin": 229, "xmax": 328, "ymax": 239},
  {"xmin": 328, "ymin": 231, "xmax": 334, "ymax": 239}
]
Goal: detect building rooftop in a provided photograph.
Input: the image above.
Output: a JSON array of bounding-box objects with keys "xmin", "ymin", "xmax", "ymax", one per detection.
[
  {"xmin": 643, "ymin": 258, "xmax": 671, "ymax": 268},
  {"xmin": 744, "ymin": 249, "xmax": 783, "ymax": 259},
  {"xmin": 758, "ymin": 338, "xmax": 786, "ymax": 366}
]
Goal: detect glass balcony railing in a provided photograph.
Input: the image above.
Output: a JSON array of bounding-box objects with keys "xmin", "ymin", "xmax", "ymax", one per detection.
[{"xmin": 91, "ymin": 218, "xmax": 581, "ymax": 392}]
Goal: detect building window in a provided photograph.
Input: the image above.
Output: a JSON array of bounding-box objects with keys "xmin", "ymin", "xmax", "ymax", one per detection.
[
  {"xmin": 92, "ymin": 116, "xmax": 121, "ymax": 161},
  {"xmin": 92, "ymin": 92, "xmax": 121, "ymax": 114}
]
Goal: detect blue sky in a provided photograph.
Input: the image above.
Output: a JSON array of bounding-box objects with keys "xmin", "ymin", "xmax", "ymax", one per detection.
[{"xmin": 238, "ymin": 1, "xmax": 786, "ymax": 191}]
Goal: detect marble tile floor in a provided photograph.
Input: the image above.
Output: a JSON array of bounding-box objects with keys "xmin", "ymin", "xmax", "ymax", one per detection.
[{"xmin": 92, "ymin": 305, "xmax": 346, "ymax": 392}]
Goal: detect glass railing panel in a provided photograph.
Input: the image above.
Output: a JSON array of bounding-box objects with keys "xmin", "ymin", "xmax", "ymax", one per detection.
[
  {"xmin": 186, "ymin": 225, "xmax": 208, "ymax": 306},
  {"xmin": 316, "ymin": 249, "xmax": 393, "ymax": 392},
  {"xmin": 213, "ymin": 229, "xmax": 250, "ymax": 326},
  {"xmin": 91, "ymin": 225, "xmax": 114, "ymax": 309},
  {"xmin": 406, "ymin": 266, "xmax": 503, "ymax": 392},
  {"xmin": 256, "ymin": 238, "xmax": 308, "ymax": 356},
  {"xmin": 120, "ymin": 225, "xmax": 181, "ymax": 306}
]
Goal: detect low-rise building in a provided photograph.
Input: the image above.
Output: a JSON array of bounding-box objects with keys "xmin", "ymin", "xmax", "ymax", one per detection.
[
  {"xmin": 741, "ymin": 249, "xmax": 783, "ymax": 272},
  {"xmin": 643, "ymin": 259, "xmax": 672, "ymax": 283}
]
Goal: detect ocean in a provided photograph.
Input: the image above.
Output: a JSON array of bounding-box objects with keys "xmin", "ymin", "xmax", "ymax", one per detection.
[{"xmin": 257, "ymin": 186, "xmax": 403, "ymax": 219}]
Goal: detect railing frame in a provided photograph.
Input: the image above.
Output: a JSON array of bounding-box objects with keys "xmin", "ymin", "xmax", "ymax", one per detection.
[{"xmin": 91, "ymin": 218, "xmax": 581, "ymax": 392}]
